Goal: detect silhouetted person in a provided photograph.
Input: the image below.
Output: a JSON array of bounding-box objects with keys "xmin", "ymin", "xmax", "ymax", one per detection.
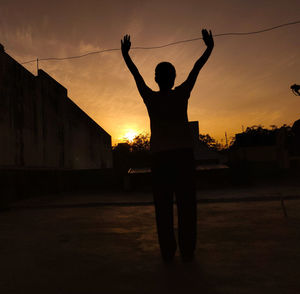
[{"xmin": 121, "ymin": 30, "xmax": 214, "ymax": 262}]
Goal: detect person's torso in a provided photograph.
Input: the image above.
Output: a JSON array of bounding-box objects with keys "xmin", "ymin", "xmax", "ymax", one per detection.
[{"xmin": 143, "ymin": 87, "xmax": 193, "ymax": 152}]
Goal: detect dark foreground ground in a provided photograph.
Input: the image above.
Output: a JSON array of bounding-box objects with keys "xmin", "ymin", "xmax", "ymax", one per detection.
[{"xmin": 1, "ymin": 186, "xmax": 300, "ymax": 294}]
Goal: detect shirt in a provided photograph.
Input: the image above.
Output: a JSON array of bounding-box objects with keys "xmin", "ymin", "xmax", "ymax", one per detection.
[{"xmin": 141, "ymin": 84, "xmax": 193, "ymax": 152}]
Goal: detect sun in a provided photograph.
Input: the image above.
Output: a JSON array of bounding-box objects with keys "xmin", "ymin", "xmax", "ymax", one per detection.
[{"xmin": 123, "ymin": 130, "xmax": 137, "ymax": 143}]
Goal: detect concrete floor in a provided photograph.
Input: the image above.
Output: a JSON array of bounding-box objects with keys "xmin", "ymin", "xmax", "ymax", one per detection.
[{"xmin": 1, "ymin": 192, "xmax": 300, "ymax": 293}]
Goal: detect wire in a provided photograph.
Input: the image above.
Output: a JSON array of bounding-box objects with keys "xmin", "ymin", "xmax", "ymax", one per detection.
[
  {"xmin": 21, "ymin": 20, "xmax": 300, "ymax": 65},
  {"xmin": 21, "ymin": 48, "xmax": 120, "ymax": 65}
]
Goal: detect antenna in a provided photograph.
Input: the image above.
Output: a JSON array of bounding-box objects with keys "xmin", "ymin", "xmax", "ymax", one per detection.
[{"xmin": 225, "ymin": 131, "xmax": 228, "ymax": 148}]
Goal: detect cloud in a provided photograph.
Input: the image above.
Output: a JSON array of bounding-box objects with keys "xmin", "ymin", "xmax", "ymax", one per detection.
[{"xmin": 1, "ymin": 0, "xmax": 300, "ymax": 143}]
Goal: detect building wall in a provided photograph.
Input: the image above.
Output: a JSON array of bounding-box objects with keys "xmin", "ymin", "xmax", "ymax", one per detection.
[
  {"xmin": 189, "ymin": 121, "xmax": 226, "ymax": 164},
  {"xmin": 0, "ymin": 45, "xmax": 112, "ymax": 169},
  {"xmin": 231, "ymin": 146, "xmax": 278, "ymax": 163}
]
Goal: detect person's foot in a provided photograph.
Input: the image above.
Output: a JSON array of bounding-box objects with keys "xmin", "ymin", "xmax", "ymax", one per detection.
[
  {"xmin": 161, "ymin": 246, "xmax": 176, "ymax": 264},
  {"xmin": 181, "ymin": 252, "xmax": 195, "ymax": 263},
  {"xmin": 161, "ymin": 251, "xmax": 175, "ymax": 264}
]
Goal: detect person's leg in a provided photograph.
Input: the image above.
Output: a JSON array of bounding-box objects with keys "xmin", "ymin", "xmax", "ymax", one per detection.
[
  {"xmin": 153, "ymin": 190, "xmax": 177, "ymax": 261},
  {"xmin": 151, "ymin": 151, "xmax": 177, "ymax": 262},
  {"xmin": 174, "ymin": 149, "xmax": 197, "ymax": 260},
  {"xmin": 176, "ymin": 188, "xmax": 197, "ymax": 260}
]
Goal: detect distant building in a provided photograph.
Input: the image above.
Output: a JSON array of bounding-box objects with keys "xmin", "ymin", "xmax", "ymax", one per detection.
[
  {"xmin": 189, "ymin": 121, "xmax": 227, "ymax": 167},
  {"xmin": 0, "ymin": 43, "xmax": 112, "ymax": 170},
  {"xmin": 229, "ymin": 126, "xmax": 300, "ymax": 169}
]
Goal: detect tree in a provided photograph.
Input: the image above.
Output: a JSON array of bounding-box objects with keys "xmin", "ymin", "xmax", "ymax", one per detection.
[
  {"xmin": 230, "ymin": 124, "xmax": 293, "ymax": 148},
  {"xmin": 129, "ymin": 133, "xmax": 150, "ymax": 152},
  {"xmin": 198, "ymin": 133, "xmax": 222, "ymax": 151},
  {"xmin": 112, "ymin": 133, "xmax": 151, "ymax": 170}
]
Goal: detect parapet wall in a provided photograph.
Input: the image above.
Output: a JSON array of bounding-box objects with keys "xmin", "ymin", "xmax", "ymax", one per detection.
[{"xmin": 0, "ymin": 44, "xmax": 112, "ymax": 170}]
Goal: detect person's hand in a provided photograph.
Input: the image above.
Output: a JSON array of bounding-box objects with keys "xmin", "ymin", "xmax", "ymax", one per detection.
[
  {"xmin": 121, "ymin": 34, "xmax": 131, "ymax": 55},
  {"xmin": 202, "ymin": 29, "xmax": 214, "ymax": 50}
]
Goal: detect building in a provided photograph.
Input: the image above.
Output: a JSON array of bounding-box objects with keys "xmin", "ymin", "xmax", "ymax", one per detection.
[
  {"xmin": 0, "ymin": 43, "xmax": 112, "ymax": 169},
  {"xmin": 189, "ymin": 121, "xmax": 227, "ymax": 167},
  {"xmin": 0, "ymin": 44, "xmax": 113, "ymax": 201},
  {"xmin": 229, "ymin": 125, "xmax": 300, "ymax": 169}
]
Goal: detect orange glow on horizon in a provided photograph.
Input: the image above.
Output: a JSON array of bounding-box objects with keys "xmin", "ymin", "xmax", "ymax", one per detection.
[
  {"xmin": 5, "ymin": 1, "xmax": 299, "ymax": 148},
  {"xmin": 121, "ymin": 130, "xmax": 138, "ymax": 143}
]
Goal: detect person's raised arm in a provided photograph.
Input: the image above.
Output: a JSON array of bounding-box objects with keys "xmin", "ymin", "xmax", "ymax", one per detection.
[
  {"xmin": 121, "ymin": 34, "xmax": 151, "ymax": 97},
  {"xmin": 179, "ymin": 29, "xmax": 214, "ymax": 94}
]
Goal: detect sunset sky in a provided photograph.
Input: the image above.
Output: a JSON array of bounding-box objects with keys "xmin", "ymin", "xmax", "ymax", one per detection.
[{"xmin": 1, "ymin": 0, "xmax": 300, "ymax": 145}]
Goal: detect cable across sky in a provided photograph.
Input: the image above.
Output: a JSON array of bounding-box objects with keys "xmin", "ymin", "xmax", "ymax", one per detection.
[{"xmin": 21, "ymin": 20, "xmax": 300, "ymax": 65}]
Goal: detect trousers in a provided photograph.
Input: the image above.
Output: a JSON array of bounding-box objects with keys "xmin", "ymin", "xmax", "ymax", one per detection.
[{"xmin": 151, "ymin": 148, "xmax": 197, "ymax": 260}]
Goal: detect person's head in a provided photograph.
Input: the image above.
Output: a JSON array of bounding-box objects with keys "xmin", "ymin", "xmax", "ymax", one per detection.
[{"xmin": 155, "ymin": 62, "xmax": 176, "ymax": 90}]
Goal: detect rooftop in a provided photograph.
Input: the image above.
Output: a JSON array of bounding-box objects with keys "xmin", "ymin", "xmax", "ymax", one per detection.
[{"xmin": 1, "ymin": 185, "xmax": 300, "ymax": 293}]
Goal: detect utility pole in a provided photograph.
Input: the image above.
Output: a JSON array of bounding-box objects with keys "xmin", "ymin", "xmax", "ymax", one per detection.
[{"xmin": 225, "ymin": 131, "xmax": 228, "ymax": 148}]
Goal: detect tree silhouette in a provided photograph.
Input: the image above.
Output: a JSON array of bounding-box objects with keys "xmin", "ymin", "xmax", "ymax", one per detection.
[
  {"xmin": 230, "ymin": 124, "xmax": 293, "ymax": 148},
  {"xmin": 198, "ymin": 133, "xmax": 222, "ymax": 151},
  {"xmin": 113, "ymin": 133, "xmax": 151, "ymax": 170},
  {"xmin": 128, "ymin": 133, "xmax": 150, "ymax": 152}
]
